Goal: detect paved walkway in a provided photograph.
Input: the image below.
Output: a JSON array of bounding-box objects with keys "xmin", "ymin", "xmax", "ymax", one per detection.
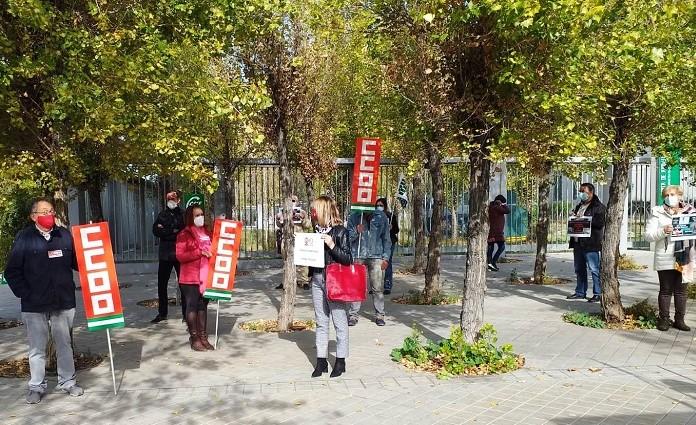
[{"xmin": 1, "ymin": 251, "xmax": 695, "ymax": 425}]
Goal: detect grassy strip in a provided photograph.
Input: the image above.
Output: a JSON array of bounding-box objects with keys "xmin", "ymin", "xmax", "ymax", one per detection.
[
  {"xmin": 239, "ymin": 319, "xmax": 316, "ymax": 332},
  {"xmin": 563, "ymin": 299, "xmax": 658, "ymax": 330},
  {"xmin": 391, "ymin": 324, "xmax": 524, "ymax": 379},
  {"xmin": 391, "ymin": 290, "xmax": 460, "ymax": 305}
]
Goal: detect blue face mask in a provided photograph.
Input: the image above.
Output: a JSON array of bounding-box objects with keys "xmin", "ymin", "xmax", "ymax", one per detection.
[
  {"xmin": 376, "ymin": 206, "xmax": 385, "ymax": 212},
  {"xmin": 578, "ymin": 192, "xmax": 589, "ymax": 202}
]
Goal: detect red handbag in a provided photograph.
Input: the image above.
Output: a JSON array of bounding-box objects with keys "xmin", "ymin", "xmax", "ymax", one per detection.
[{"xmin": 326, "ymin": 263, "xmax": 367, "ymax": 302}]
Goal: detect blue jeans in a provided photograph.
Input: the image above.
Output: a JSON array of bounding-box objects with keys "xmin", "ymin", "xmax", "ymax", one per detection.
[
  {"xmin": 384, "ymin": 243, "xmax": 396, "ymax": 291},
  {"xmin": 573, "ymin": 248, "xmax": 601, "ymax": 297},
  {"xmin": 487, "ymin": 241, "xmax": 505, "ymax": 266}
]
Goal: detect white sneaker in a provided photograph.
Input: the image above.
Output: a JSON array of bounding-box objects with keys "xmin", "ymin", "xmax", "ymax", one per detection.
[
  {"xmin": 26, "ymin": 390, "xmax": 42, "ymax": 404},
  {"xmin": 63, "ymin": 385, "xmax": 84, "ymax": 397}
]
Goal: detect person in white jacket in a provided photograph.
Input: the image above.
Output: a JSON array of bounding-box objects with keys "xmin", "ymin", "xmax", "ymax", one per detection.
[{"xmin": 644, "ymin": 185, "xmax": 693, "ymax": 332}]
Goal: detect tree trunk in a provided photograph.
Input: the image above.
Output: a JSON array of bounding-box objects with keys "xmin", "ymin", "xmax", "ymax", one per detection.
[
  {"xmin": 423, "ymin": 143, "xmax": 443, "ymax": 302},
  {"xmin": 304, "ymin": 176, "xmax": 315, "ymax": 207},
  {"xmin": 451, "ymin": 203, "xmax": 458, "ymax": 240},
  {"xmin": 221, "ymin": 168, "xmax": 236, "ymax": 220},
  {"xmin": 53, "ymin": 187, "xmax": 70, "ymax": 226},
  {"xmin": 276, "ymin": 124, "xmax": 297, "ymax": 331},
  {"xmin": 220, "ymin": 136, "xmax": 238, "ymax": 220},
  {"xmin": 533, "ymin": 162, "xmax": 552, "ymax": 284},
  {"xmin": 49, "ymin": 186, "xmax": 73, "ymax": 369},
  {"xmin": 460, "ymin": 149, "xmax": 491, "ymax": 343},
  {"xmin": 600, "ymin": 157, "xmax": 629, "ymax": 322},
  {"xmin": 411, "ymin": 170, "xmax": 427, "ymax": 273},
  {"xmin": 87, "ymin": 184, "xmax": 104, "ymax": 222}
]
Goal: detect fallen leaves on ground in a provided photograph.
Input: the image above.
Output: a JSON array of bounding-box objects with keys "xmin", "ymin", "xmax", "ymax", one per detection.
[
  {"xmin": 136, "ymin": 298, "xmax": 177, "ymax": 308},
  {"xmin": 239, "ymin": 319, "xmax": 316, "ymax": 333},
  {"xmin": 511, "ymin": 277, "xmax": 572, "ymax": 286},
  {"xmin": 0, "ymin": 352, "xmax": 103, "ymax": 378},
  {"xmin": 0, "ymin": 319, "xmax": 22, "ymax": 330}
]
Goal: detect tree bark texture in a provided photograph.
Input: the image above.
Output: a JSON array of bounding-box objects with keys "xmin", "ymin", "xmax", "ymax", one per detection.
[
  {"xmin": 220, "ymin": 137, "xmax": 238, "ymax": 220},
  {"xmin": 53, "ymin": 187, "xmax": 70, "ymax": 226},
  {"xmin": 461, "ymin": 149, "xmax": 491, "ymax": 343},
  {"xmin": 87, "ymin": 184, "xmax": 104, "ymax": 222},
  {"xmin": 304, "ymin": 177, "xmax": 315, "ymax": 207},
  {"xmin": 600, "ymin": 157, "xmax": 629, "ymax": 322},
  {"xmin": 533, "ymin": 163, "xmax": 552, "ymax": 284},
  {"xmin": 423, "ymin": 143, "xmax": 443, "ymax": 302},
  {"xmin": 276, "ymin": 125, "xmax": 297, "ymax": 331},
  {"xmin": 411, "ymin": 170, "xmax": 427, "ymax": 273}
]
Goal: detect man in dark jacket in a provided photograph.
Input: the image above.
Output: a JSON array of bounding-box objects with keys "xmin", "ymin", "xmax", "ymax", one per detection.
[
  {"xmin": 376, "ymin": 197, "xmax": 399, "ymax": 294},
  {"xmin": 567, "ymin": 182, "xmax": 606, "ymax": 303},
  {"xmin": 151, "ymin": 191, "xmax": 184, "ymax": 323},
  {"xmin": 347, "ymin": 202, "xmax": 392, "ymax": 327},
  {"xmin": 5, "ymin": 198, "xmax": 84, "ymax": 404},
  {"xmin": 487, "ymin": 195, "xmax": 511, "ymax": 271}
]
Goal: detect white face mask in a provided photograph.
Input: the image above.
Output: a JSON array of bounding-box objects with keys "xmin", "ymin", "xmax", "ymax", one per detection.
[
  {"xmin": 193, "ymin": 216, "xmax": 205, "ymax": 227},
  {"xmin": 167, "ymin": 200, "xmax": 177, "ymax": 210},
  {"xmin": 376, "ymin": 206, "xmax": 385, "ymax": 212},
  {"xmin": 666, "ymin": 195, "xmax": 680, "ymax": 208}
]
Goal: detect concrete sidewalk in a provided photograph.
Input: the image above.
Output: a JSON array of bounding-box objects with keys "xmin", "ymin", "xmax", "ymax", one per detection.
[{"xmin": 1, "ymin": 251, "xmax": 695, "ymax": 425}]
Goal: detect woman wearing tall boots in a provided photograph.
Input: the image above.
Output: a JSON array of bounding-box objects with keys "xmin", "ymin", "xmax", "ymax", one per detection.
[
  {"xmin": 176, "ymin": 205, "xmax": 214, "ymax": 351},
  {"xmin": 645, "ymin": 185, "xmax": 694, "ymax": 332},
  {"xmin": 309, "ymin": 196, "xmax": 353, "ymax": 378}
]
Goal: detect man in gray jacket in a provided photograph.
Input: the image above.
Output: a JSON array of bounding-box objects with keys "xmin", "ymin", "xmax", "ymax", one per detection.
[{"xmin": 347, "ymin": 203, "xmax": 392, "ymax": 326}]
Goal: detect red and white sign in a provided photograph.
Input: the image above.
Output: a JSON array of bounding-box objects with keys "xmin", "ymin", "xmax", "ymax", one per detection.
[
  {"xmin": 203, "ymin": 219, "xmax": 243, "ymax": 301},
  {"xmin": 72, "ymin": 222, "xmax": 125, "ymax": 331},
  {"xmin": 351, "ymin": 137, "xmax": 382, "ymax": 210}
]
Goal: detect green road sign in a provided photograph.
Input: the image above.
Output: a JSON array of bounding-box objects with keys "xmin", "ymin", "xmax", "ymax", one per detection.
[
  {"xmin": 657, "ymin": 156, "xmax": 680, "ymax": 205},
  {"xmin": 184, "ymin": 193, "xmax": 205, "ymax": 209}
]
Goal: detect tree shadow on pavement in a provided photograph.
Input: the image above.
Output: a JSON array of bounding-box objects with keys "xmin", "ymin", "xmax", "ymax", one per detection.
[{"xmin": 551, "ymin": 412, "xmax": 695, "ymax": 425}]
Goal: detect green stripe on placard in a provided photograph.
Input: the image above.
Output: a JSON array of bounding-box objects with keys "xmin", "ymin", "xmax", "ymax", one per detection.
[
  {"xmin": 87, "ymin": 313, "xmax": 124, "ymax": 323},
  {"xmin": 88, "ymin": 322, "xmax": 125, "ymax": 332},
  {"xmin": 350, "ymin": 205, "xmax": 376, "ymax": 211},
  {"xmin": 87, "ymin": 315, "xmax": 125, "ymax": 332},
  {"xmin": 203, "ymin": 289, "xmax": 232, "ymax": 300}
]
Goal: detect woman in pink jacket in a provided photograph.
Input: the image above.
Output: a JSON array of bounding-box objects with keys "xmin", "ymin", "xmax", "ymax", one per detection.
[{"xmin": 176, "ymin": 205, "xmax": 214, "ymax": 351}]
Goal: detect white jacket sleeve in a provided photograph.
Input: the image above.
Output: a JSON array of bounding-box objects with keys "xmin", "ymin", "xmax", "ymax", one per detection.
[{"xmin": 644, "ymin": 213, "xmax": 665, "ymax": 243}]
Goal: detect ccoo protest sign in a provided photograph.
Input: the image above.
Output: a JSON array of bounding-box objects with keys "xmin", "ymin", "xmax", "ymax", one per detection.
[
  {"xmin": 350, "ymin": 137, "xmax": 382, "ymax": 211},
  {"xmin": 72, "ymin": 222, "xmax": 125, "ymax": 331},
  {"xmin": 203, "ymin": 219, "xmax": 243, "ymax": 301}
]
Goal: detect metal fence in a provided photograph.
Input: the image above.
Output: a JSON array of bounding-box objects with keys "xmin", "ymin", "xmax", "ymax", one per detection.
[{"xmin": 69, "ymin": 158, "xmax": 659, "ymax": 262}]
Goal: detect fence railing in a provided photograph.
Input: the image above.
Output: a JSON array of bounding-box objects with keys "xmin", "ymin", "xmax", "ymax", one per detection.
[{"xmin": 68, "ymin": 158, "xmax": 658, "ymax": 262}]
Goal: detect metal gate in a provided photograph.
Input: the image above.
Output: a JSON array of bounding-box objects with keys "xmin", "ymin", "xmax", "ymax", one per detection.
[{"xmin": 70, "ymin": 159, "xmax": 656, "ymax": 262}]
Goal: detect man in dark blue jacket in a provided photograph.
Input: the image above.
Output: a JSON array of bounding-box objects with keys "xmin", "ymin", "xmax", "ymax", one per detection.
[
  {"xmin": 5, "ymin": 198, "xmax": 84, "ymax": 404},
  {"xmin": 151, "ymin": 191, "xmax": 184, "ymax": 323},
  {"xmin": 347, "ymin": 202, "xmax": 392, "ymax": 327}
]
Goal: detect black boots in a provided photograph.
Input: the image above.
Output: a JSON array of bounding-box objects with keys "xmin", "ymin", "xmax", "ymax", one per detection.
[
  {"xmin": 312, "ymin": 358, "xmax": 346, "ymax": 378},
  {"xmin": 674, "ymin": 317, "xmax": 691, "ymax": 332},
  {"xmin": 657, "ymin": 318, "xmax": 671, "ymax": 331},
  {"xmin": 312, "ymin": 358, "xmax": 328, "ymax": 378},
  {"xmin": 330, "ymin": 358, "xmax": 346, "ymax": 378}
]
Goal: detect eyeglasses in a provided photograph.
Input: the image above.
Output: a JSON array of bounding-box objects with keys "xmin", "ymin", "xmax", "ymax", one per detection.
[{"xmin": 32, "ymin": 209, "xmax": 55, "ymax": 216}]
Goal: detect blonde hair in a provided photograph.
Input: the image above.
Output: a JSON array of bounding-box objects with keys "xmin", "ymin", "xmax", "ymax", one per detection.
[
  {"xmin": 311, "ymin": 196, "xmax": 341, "ymax": 227},
  {"xmin": 662, "ymin": 185, "xmax": 683, "ymax": 197}
]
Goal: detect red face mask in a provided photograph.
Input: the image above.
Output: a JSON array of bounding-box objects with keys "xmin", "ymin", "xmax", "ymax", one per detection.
[
  {"xmin": 310, "ymin": 208, "xmax": 318, "ymax": 220},
  {"xmin": 36, "ymin": 214, "xmax": 55, "ymax": 230}
]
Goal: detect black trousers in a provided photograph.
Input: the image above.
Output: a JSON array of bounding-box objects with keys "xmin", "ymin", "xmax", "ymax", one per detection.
[
  {"xmin": 157, "ymin": 260, "xmax": 181, "ymax": 317},
  {"xmin": 657, "ymin": 269, "xmax": 687, "ymax": 321}
]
